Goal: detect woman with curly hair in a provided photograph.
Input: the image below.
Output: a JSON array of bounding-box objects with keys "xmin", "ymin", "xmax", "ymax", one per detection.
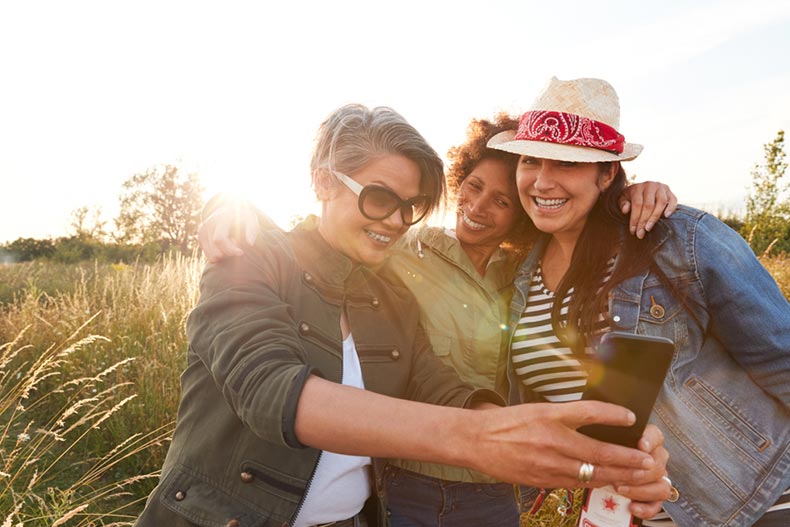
[{"xmin": 198, "ymin": 110, "xmax": 676, "ymax": 525}]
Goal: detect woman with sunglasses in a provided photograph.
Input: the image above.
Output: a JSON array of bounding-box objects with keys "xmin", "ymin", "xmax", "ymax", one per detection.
[{"xmin": 195, "ymin": 109, "xmax": 676, "ymax": 526}]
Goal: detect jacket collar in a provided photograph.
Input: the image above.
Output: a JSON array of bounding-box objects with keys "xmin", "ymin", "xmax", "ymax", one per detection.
[
  {"xmin": 415, "ymin": 226, "xmax": 520, "ymax": 291},
  {"xmin": 288, "ymin": 215, "xmax": 359, "ymax": 288}
]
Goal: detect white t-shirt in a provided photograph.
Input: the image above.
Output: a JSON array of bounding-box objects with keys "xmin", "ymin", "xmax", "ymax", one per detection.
[{"xmin": 292, "ymin": 333, "xmax": 372, "ymax": 527}]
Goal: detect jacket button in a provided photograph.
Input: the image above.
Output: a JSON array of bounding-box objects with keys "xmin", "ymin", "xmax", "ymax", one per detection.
[
  {"xmin": 225, "ymin": 520, "xmax": 240, "ymax": 527},
  {"xmin": 667, "ymin": 485, "xmax": 680, "ymax": 503},
  {"xmin": 650, "ymin": 304, "xmax": 666, "ymax": 319},
  {"xmin": 390, "ymin": 349, "xmax": 400, "ymax": 360},
  {"xmin": 299, "ymin": 322, "xmax": 310, "ymax": 334},
  {"xmin": 371, "ymin": 297, "xmax": 380, "ymax": 308},
  {"xmin": 303, "ymin": 272, "xmax": 313, "ymax": 283},
  {"xmin": 612, "ymin": 315, "xmax": 621, "ymax": 323},
  {"xmin": 240, "ymin": 471, "xmax": 254, "ymax": 483},
  {"xmin": 174, "ymin": 490, "xmax": 186, "ymax": 501}
]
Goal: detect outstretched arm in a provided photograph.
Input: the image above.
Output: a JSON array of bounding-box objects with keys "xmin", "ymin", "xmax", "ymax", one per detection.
[{"xmin": 294, "ymin": 376, "xmax": 670, "ymax": 517}]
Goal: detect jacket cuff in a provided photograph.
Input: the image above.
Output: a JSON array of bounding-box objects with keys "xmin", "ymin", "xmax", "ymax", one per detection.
[
  {"xmin": 463, "ymin": 388, "xmax": 506, "ymax": 409},
  {"xmin": 281, "ymin": 365, "xmax": 323, "ymax": 449}
]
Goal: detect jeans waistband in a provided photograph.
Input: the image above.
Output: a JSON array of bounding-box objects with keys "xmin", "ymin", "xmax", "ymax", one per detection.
[{"xmin": 312, "ymin": 511, "xmax": 367, "ymax": 527}]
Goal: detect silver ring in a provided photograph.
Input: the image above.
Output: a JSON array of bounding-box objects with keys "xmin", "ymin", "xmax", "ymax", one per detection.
[
  {"xmin": 661, "ymin": 475, "xmax": 672, "ymax": 487},
  {"xmin": 577, "ymin": 462, "xmax": 595, "ymax": 483}
]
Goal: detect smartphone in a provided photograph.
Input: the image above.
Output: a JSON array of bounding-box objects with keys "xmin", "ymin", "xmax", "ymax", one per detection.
[{"xmin": 577, "ymin": 332, "xmax": 674, "ymax": 448}]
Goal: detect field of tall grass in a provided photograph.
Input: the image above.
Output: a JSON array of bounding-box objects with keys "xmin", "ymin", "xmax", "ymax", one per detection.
[{"xmin": 0, "ymin": 254, "xmax": 788, "ymax": 526}]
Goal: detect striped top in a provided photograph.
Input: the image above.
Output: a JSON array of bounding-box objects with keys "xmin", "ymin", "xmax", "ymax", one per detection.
[
  {"xmin": 511, "ymin": 259, "xmax": 790, "ymax": 525},
  {"xmin": 510, "ymin": 260, "xmax": 611, "ymax": 403}
]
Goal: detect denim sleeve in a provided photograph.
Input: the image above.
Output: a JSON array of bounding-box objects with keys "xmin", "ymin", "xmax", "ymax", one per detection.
[{"xmin": 694, "ymin": 213, "xmax": 790, "ymax": 407}]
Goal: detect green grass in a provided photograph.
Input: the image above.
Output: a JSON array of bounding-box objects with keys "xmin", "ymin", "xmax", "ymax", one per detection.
[{"xmin": 0, "ymin": 255, "xmax": 201, "ymax": 525}]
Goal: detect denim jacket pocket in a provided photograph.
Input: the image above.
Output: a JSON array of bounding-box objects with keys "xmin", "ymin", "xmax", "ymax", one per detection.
[
  {"xmin": 638, "ymin": 279, "xmax": 684, "ymax": 326},
  {"xmin": 159, "ymin": 464, "xmax": 272, "ymax": 527},
  {"xmin": 685, "ymin": 376, "xmax": 771, "ymax": 453}
]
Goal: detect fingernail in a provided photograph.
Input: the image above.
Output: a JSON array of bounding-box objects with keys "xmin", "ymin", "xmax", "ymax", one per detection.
[
  {"xmin": 637, "ymin": 228, "xmax": 646, "ymax": 239},
  {"xmin": 642, "ymin": 457, "xmax": 656, "ymax": 469},
  {"xmin": 617, "ymin": 485, "xmax": 630, "ymax": 494},
  {"xmin": 645, "ymin": 221, "xmax": 654, "ymax": 231},
  {"xmin": 630, "ymin": 225, "xmax": 636, "ymax": 234},
  {"xmin": 641, "ymin": 439, "xmax": 651, "ymax": 451},
  {"xmin": 627, "ymin": 411, "xmax": 636, "ymax": 424},
  {"xmin": 665, "ymin": 209, "xmax": 672, "ymax": 217},
  {"xmin": 621, "ymin": 204, "xmax": 629, "ymax": 213}
]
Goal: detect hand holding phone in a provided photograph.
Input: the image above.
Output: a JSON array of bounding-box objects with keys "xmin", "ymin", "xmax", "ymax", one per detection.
[{"xmin": 578, "ymin": 332, "xmax": 674, "ymax": 448}]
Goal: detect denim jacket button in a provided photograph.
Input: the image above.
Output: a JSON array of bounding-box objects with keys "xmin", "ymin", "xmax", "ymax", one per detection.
[
  {"xmin": 667, "ymin": 485, "xmax": 680, "ymax": 502},
  {"xmin": 650, "ymin": 304, "xmax": 666, "ymax": 319},
  {"xmin": 303, "ymin": 272, "xmax": 313, "ymax": 283},
  {"xmin": 371, "ymin": 297, "xmax": 380, "ymax": 308},
  {"xmin": 299, "ymin": 322, "xmax": 310, "ymax": 334},
  {"xmin": 612, "ymin": 315, "xmax": 621, "ymax": 323},
  {"xmin": 174, "ymin": 490, "xmax": 186, "ymax": 501},
  {"xmin": 240, "ymin": 471, "xmax": 254, "ymax": 483},
  {"xmin": 390, "ymin": 349, "xmax": 400, "ymax": 360}
]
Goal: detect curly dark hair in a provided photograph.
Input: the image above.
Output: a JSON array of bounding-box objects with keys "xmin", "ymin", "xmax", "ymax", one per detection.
[{"xmin": 445, "ymin": 113, "xmax": 537, "ymax": 254}]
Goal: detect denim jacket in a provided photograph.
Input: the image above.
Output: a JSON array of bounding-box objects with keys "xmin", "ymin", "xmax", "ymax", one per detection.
[{"xmin": 507, "ymin": 206, "xmax": 790, "ymax": 527}]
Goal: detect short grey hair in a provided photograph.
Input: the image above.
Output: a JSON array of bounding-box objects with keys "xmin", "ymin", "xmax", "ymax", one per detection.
[{"xmin": 310, "ymin": 104, "xmax": 445, "ymax": 216}]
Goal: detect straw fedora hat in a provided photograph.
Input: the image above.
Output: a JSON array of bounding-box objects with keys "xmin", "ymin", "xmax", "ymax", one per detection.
[{"xmin": 487, "ymin": 77, "xmax": 643, "ymax": 163}]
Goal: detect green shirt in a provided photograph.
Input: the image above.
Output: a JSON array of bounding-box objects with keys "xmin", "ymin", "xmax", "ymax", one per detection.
[{"xmin": 386, "ymin": 225, "xmax": 520, "ymax": 483}]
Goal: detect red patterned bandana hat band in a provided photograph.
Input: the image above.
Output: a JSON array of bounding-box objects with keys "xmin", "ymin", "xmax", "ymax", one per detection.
[{"xmin": 515, "ymin": 110, "xmax": 625, "ymax": 154}]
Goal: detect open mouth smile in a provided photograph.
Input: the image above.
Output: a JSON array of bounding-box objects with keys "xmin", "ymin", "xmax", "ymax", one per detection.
[
  {"xmin": 533, "ymin": 196, "xmax": 568, "ymax": 210},
  {"xmin": 365, "ymin": 229, "xmax": 392, "ymax": 245},
  {"xmin": 460, "ymin": 210, "xmax": 487, "ymax": 230}
]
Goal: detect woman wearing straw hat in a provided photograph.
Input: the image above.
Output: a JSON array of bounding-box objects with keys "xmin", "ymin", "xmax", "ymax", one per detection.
[
  {"xmin": 488, "ymin": 77, "xmax": 790, "ymax": 527},
  {"xmin": 136, "ymin": 103, "xmax": 671, "ymax": 527},
  {"xmin": 197, "ymin": 112, "xmax": 678, "ymax": 525}
]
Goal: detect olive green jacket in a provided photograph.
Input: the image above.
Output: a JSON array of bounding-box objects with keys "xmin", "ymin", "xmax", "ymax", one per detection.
[
  {"xmin": 386, "ymin": 226, "xmax": 521, "ymax": 483},
  {"xmin": 135, "ymin": 218, "xmax": 500, "ymax": 527}
]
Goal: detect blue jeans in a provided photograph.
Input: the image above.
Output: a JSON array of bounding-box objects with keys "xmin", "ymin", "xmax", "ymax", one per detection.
[{"xmin": 384, "ymin": 466, "xmax": 519, "ymax": 527}]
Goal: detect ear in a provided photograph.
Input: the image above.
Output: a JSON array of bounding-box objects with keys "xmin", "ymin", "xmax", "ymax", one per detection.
[
  {"xmin": 597, "ymin": 162, "xmax": 618, "ymax": 192},
  {"xmin": 314, "ymin": 168, "xmax": 339, "ymax": 201}
]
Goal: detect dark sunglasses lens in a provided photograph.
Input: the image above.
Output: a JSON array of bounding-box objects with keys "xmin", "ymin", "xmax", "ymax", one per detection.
[
  {"xmin": 360, "ymin": 187, "xmax": 400, "ymax": 220},
  {"xmin": 360, "ymin": 186, "xmax": 432, "ymax": 225}
]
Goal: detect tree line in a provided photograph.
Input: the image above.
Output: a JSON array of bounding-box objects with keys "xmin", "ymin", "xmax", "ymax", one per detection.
[
  {"xmin": 1, "ymin": 164, "xmax": 204, "ymax": 264},
  {"xmin": 2, "ymin": 130, "xmax": 788, "ymax": 264}
]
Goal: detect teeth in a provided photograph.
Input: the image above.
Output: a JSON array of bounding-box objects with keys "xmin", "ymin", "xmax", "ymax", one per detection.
[
  {"xmin": 461, "ymin": 211, "xmax": 486, "ymax": 230},
  {"xmin": 534, "ymin": 197, "xmax": 567, "ymax": 209},
  {"xmin": 366, "ymin": 230, "xmax": 391, "ymax": 244}
]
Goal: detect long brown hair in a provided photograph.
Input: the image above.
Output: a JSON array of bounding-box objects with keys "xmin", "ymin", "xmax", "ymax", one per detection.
[{"xmin": 550, "ymin": 163, "xmax": 664, "ymax": 354}]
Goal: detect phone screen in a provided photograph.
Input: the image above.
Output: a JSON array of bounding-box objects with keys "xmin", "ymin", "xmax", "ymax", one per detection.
[{"xmin": 578, "ymin": 332, "xmax": 674, "ymax": 448}]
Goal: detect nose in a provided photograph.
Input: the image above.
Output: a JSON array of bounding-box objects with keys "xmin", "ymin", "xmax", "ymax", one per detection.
[
  {"xmin": 533, "ymin": 165, "xmax": 556, "ymax": 192},
  {"xmin": 381, "ymin": 207, "xmax": 406, "ymax": 231},
  {"xmin": 465, "ymin": 193, "xmax": 490, "ymax": 217}
]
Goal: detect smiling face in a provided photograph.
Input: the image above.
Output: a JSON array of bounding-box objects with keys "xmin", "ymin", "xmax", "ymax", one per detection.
[
  {"xmin": 455, "ymin": 157, "xmax": 521, "ymax": 253},
  {"xmin": 318, "ymin": 154, "xmax": 422, "ymax": 266},
  {"xmin": 516, "ymin": 155, "xmax": 616, "ymax": 245}
]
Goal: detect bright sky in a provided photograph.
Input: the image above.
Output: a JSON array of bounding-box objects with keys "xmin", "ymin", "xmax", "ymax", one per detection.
[{"xmin": 2, "ymin": 0, "xmax": 789, "ymax": 243}]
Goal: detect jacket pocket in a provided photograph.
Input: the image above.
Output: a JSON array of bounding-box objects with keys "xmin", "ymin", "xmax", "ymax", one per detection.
[
  {"xmin": 357, "ymin": 343, "xmax": 403, "ymax": 363},
  {"xmin": 685, "ymin": 376, "xmax": 771, "ymax": 452},
  {"xmin": 159, "ymin": 464, "xmax": 272, "ymax": 527},
  {"xmin": 240, "ymin": 460, "xmax": 307, "ymax": 503},
  {"xmin": 425, "ymin": 331, "xmax": 453, "ymax": 357}
]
